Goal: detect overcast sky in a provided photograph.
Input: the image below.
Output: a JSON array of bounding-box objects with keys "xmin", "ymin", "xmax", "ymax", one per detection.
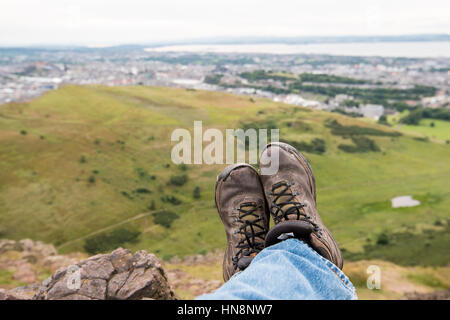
[{"xmin": 1, "ymin": 0, "xmax": 449, "ymax": 46}]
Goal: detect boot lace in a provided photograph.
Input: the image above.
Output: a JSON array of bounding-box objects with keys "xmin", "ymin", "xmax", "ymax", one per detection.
[
  {"xmin": 269, "ymin": 181, "xmax": 322, "ymax": 236},
  {"xmin": 232, "ymin": 201, "xmax": 266, "ymax": 270}
]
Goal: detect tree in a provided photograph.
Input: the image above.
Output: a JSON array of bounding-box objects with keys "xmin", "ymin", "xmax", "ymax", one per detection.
[
  {"xmin": 400, "ymin": 109, "xmax": 423, "ymax": 125},
  {"xmin": 378, "ymin": 115, "xmax": 389, "ymax": 125},
  {"xmin": 193, "ymin": 186, "xmax": 201, "ymax": 199}
]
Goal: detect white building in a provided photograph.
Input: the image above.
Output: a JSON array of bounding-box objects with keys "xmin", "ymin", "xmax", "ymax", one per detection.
[{"xmin": 359, "ymin": 104, "xmax": 385, "ymax": 120}]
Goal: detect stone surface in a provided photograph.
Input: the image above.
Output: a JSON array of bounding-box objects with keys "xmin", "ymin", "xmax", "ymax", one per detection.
[
  {"xmin": 32, "ymin": 247, "xmax": 175, "ymax": 300},
  {"xmin": 0, "ymin": 284, "xmax": 41, "ymax": 300},
  {"xmin": 0, "ymin": 240, "xmax": 21, "ymax": 254},
  {"xmin": 404, "ymin": 290, "xmax": 450, "ymax": 300},
  {"xmin": 12, "ymin": 262, "xmax": 37, "ymax": 283}
]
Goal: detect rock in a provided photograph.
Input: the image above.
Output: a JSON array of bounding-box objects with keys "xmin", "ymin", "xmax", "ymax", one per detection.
[
  {"xmin": 33, "ymin": 241, "xmax": 58, "ymax": 257},
  {"xmin": 79, "ymin": 255, "xmax": 114, "ymax": 280},
  {"xmin": 12, "ymin": 262, "xmax": 37, "ymax": 283},
  {"xmin": 0, "ymin": 240, "xmax": 21, "ymax": 254},
  {"xmin": 46, "ymin": 274, "xmax": 78, "ymax": 299},
  {"xmin": 404, "ymin": 290, "xmax": 450, "ymax": 300},
  {"xmin": 41, "ymin": 254, "xmax": 81, "ymax": 270},
  {"xmin": 1, "ymin": 284, "xmax": 41, "ymax": 300},
  {"xmin": 78, "ymin": 279, "xmax": 107, "ymax": 299},
  {"xmin": 0, "ymin": 289, "xmax": 6, "ymax": 300},
  {"xmin": 18, "ymin": 239, "xmax": 35, "ymax": 252},
  {"xmin": 110, "ymin": 248, "xmax": 133, "ymax": 273},
  {"xmin": 32, "ymin": 248, "xmax": 176, "ymax": 300},
  {"xmin": 107, "ymin": 272, "xmax": 129, "ymax": 297}
]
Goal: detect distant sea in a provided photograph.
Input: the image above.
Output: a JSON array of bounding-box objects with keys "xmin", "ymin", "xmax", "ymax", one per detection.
[{"xmin": 145, "ymin": 41, "xmax": 450, "ymax": 58}]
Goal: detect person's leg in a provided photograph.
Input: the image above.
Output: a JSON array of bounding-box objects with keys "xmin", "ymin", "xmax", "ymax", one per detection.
[{"xmin": 197, "ymin": 239, "xmax": 356, "ymax": 300}]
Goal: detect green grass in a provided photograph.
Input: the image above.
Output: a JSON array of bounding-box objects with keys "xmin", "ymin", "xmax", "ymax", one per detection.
[
  {"xmin": 395, "ymin": 119, "xmax": 450, "ymax": 142},
  {"xmin": 344, "ymin": 222, "xmax": 450, "ymax": 266},
  {"xmin": 0, "ymin": 85, "xmax": 449, "ymax": 267},
  {"xmin": 407, "ymin": 272, "xmax": 448, "ymax": 290},
  {"xmin": 0, "ymin": 269, "xmax": 27, "ymax": 287},
  {"xmin": 387, "ymin": 111, "xmax": 450, "ymax": 142}
]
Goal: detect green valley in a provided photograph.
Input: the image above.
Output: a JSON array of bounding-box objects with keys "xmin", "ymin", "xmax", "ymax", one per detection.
[{"xmin": 0, "ymin": 85, "xmax": 449, "ymax": 269}]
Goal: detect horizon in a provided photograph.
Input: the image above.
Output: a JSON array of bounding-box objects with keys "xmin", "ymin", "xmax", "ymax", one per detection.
[{"xmin": 0, "ymin": 34, "xmax": 449, "ymax": 49}]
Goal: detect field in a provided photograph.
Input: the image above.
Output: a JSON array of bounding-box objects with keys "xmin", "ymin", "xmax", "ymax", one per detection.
[
  {"xmin": 387, "ymin": 112, "xmax": 450, "ymax": 142},
  {"xmin": 0, "ymin": 85, "xmax": 449, "ymax": 297},
  {"xmin": 395, "ymin": 119, "xmax": 450, "ymax": 142}
]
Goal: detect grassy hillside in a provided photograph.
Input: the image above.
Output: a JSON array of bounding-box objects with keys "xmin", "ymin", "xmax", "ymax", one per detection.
[
  {"xmin": 387, "ymin": 112, "xmax": 450, "ymax": 142},
  {"xmin": 0, "ymin": 85, "xmax": 449, "ymax": 268}
]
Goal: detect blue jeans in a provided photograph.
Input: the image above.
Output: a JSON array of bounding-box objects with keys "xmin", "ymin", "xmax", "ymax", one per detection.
[{"xmin": 197, "ymin": 239, "xmax": 357, "ymax": 300}]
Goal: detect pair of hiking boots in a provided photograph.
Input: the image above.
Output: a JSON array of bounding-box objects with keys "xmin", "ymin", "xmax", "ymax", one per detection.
[{"xmin": 215, "ymin": 142, "xmax": 343, "ymax": 281}]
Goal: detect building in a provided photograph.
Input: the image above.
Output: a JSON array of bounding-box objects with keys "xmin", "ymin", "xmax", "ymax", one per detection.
[{"xmin": 359, "ymin": 104, "xmax": 385, "ymax": 120}]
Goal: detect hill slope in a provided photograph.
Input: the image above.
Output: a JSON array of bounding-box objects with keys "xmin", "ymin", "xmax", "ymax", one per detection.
[{"xmin": 0, "ymin": 85, "xmax": 449, "ymax": 267}]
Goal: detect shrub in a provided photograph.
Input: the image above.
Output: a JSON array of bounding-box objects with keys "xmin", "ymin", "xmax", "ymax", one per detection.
[
  {"xmin": 161, "ymin": 195, "xmax": 182, "ymax": 205},
  {"xmin": 326, "ymin": 119, "xmax": 401, "ymax": 137},
  {"xmin": 239, "ymin": 119, "xmax": 279, "ymax": 149},
  {"xmin": 241, "ymin": 119, "xmax": 278, "ymax": 132},
  {"xmin": 0, "ymin": 226, "xmax": 6, "ymax": 238},
  {"xmin": 169, "ymin": 174, "xmax": 188, "ymax": 186},
  {"xmin": 400, "ymin": 109, "xmax": 423, "ymax": 125},
  {"xmin": 88, "ymin": 175, "xmax": 96, "ymax": 184},
  {"xmin": 331, "ymin": 109, "xmax": 363, "ymax": 118},
  {"xmin": 135, "ymin": 167, "xmax": 156, "ymax": 182},
  {"xmin": 204, "ymin": 74, "xmax": 223, "ymax": 85},
  {"xmin": 134, "ymin": 187, "xmax": 152, "ymax": 194},
  {"xmin": 121, "ymin": 191, "xmax": 133, "ymax": 200},
  {"xmin": 79, "ymin": 155, "xmax": 87, "ymax": 163},
  {"xmin": 422, "ymin": 107, "xmax": 450, "ymax": 121},
  {"xmin": 338, "ymin": 136, "xmax": 380, "ymax": 153},
  {"xmin": 286, "ymin": 138, "xmax": 326, "ymax": 154},
  {"xmin": 83, "ymin": 228, "xmax": 141, "ymax": 254},
  {"xmin": 376, "ymin": 232, "xmax": 390, "ymax": 246},
  {"xmin": 20, "ymin": 130, "xmax": 27, "ymax": 135},
  {"xmin": 413, "ymin": 136, "xmax": 429, "ymax": 142},
  {"xmin": 193, "ymin": 186, "xmax": 201, "ymax": 199},
  {"xmin": 378, "ymin": 115, "xmax": 389, "ymax": 125},
  {"xmin": 153, "ymin": 210, "xmax": 179, "ymax": 228},
  {"xmin": 149, "ymin": 200, "xmax": 156, "ymax": 211}
]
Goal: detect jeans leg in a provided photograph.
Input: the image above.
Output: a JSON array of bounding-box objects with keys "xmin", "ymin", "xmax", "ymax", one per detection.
[{"xmin": 196, "ymin": 239, "xmax": 357, "ymax": 300}]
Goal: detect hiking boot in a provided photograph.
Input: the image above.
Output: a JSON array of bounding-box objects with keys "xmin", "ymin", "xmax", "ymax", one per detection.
[
  {"xmin": 215, "ymin": 163, "xmax": 269, "ymax": 281},
  {"xmin": 260, "ymin": 142, "xmax": 343, "ymax": 269}
]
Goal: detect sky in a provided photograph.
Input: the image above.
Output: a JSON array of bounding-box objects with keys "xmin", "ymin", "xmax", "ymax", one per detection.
[{"xmin": 1, "ymin": 0, "xmax": 449, "ymax": 46}]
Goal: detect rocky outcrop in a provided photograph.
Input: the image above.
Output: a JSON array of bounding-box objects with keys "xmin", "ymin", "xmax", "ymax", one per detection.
[
  {"xmin": 404, "ymin": 290, "xmax": 450, "ymax": 300},
  {"xmin": 33, "ymin": 248, "xmax": 176, "ymax": 300},
  {"xmin": 0, "ymin": 238, "xmax": 176, "ymax": 300},
  {"xmin": 0, "ymin": 284, "xmax": 41, "ymax": 300},
  {"xmin": 0, "ymin": 239, "xmax": 57, "ymax": 258},
  {"xmin": 0, "ymin": 238, "xmax": 82, "ymax": 286}
]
